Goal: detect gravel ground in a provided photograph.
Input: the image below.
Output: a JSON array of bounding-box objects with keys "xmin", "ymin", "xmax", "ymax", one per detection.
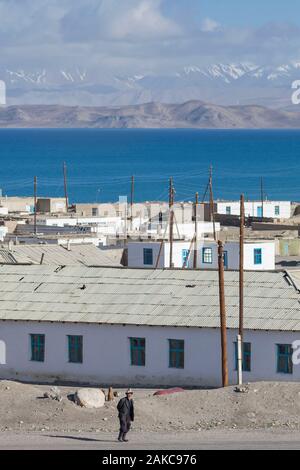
[{"xmin": 1, "ymin": 380, "xmax": 300, "ymax": 434}]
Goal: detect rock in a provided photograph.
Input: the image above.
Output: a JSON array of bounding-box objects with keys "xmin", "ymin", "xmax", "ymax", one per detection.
[
  {"xmin": 43, "ymin": 386, "xmax": 62, "ymax": 402},
  {"xmin": 107, "ymin": 387, "xmax": 114, "ymax": 402},
  {"xmin": 75, "ymin": 388, "xmax": 105, "ymax": 409},
  {"xmin": 234, "ymin": 385, "xmax": 249, "ymax": 394}
]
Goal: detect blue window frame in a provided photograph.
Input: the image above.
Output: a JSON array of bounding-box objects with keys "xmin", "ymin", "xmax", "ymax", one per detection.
[
  {"xmin": 277, "ymin": 344, "xmax": 293, "ymax": 374},
  {"xmin": 182, "ymin": 249, "xmax": 189, "ymax": 266},
  {"xmin": 202, "ymin": 247, "xmax": 213, "ymax": 264},
  {"xmin": 254, "ymin": 248, "xmax": 262, "ymax": 265},
  {"xmin": 275, "ymin": 206, "xmax": 280, "ymax": 216},
  {"xmin": 234, "ymin": 342, "xmax": 251, "ymax": 372},
  {"xmin": 68, "ymin": 335, "xmax": 83, "ymax": 363},
  {"xmin": 226, "ymin": 206, "xmax": 231, "ymax": 215},
  {"xmin": 30, "ymin": 334, "xmax": 45, "ymax": 362},
  {"xmin": 257, "ymin": 206, "xmax": 263, "ymax": 218},
  {"xmin": 169, "ymin": 339, "xmax": 184, "ymax": 369},
  {"xmin": 143, "ymin": 248, "xmax": 153, "ymax": 266},
  {"xmin": 130, "ymin": 338, "xmax": 145, "ymax": 366},
  {"xmin": 223, "ymin": 251, "xmax": 228, "ymax": 269}
]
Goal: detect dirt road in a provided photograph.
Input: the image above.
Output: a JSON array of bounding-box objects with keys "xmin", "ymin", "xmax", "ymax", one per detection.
[{"xmin": 1, "ymin": 430, "xmax": 300, "ymax": 450}]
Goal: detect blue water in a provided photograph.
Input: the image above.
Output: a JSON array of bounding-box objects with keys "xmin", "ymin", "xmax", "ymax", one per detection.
[{"xmin": 0, "ymin": 128, "xmax": 299, "ymax": 203}]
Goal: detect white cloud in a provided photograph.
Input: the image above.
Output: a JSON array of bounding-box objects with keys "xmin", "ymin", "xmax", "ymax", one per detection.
[{"xmin": 201, "ymin": 17, "xmax": 220, "ymax": 33}]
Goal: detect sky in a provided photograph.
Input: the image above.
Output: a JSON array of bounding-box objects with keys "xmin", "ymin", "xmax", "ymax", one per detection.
[{"xmin": 1, "ymin": 0, "xmax": 300, "ymax": 75}]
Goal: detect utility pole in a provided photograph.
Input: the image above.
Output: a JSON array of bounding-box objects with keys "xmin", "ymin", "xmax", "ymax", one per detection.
[
  {"xmin": 193, "ymin": 192, "xmax": 199, "ymax": 269},
  {"xmin": 63, "ymin": 162, "xmax": 69, "ymax": 213},
  {"xmin": 218, "ymin": 240, "xmax": 229, "ymax": 387},
  {"xmin": 209, "ymin": 166, "xmax": 216, "ymax": 240},
  {"xmin": 130, "ymin": 175, "xmax": 135, "ymax": 232},
  {"xmin": 34, "ymin": 176, "xmax": 37, "ymax": 235},
  {"xmin": 238, "ymin": 194, "xmax": 245, "ymax": 386},
  {"xmin": 260, "ymin": 177, "xmax": 264, "ymax": 221},
  {"xmin": 169, "ymin": 177, "xmax": 175, "ymax": 269}
]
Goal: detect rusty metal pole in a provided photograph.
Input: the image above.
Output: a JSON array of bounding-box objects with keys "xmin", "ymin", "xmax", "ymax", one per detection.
[
  {"xmin": 239, "ymin": 194, "xmax": 245, "ymax": 341},
  {"xmin": 218, "ymin": 240, "xmax": 229, "ymax": 387},
  {"xmin": 193, "ymin": 192, "xmax": 199, "ymax": 269}
]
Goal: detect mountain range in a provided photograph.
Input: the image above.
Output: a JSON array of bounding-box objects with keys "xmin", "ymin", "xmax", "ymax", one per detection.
[
  {"xmin": 0, "ymin": 101, "xmax": 300, "ymax": 129},
  {"xmin": 1, "ymin": 61, "xmax": 300, "ymax": 108}
]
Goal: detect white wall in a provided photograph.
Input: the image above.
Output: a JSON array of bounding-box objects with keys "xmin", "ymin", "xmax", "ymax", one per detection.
[
  {"xmin": 217, "ymin": 201, "xmax": 291, "ymax": 219},
  {"xmin": 0, "ymin": 226, "xmax": 8, "ymax": 241},
  {"xmin": 1, "ymin": 321, "xmax": 300, "ymax": 386},
  {"xmin": 127, "ymin": 240, "xmax": 275, "ymax": 271}
]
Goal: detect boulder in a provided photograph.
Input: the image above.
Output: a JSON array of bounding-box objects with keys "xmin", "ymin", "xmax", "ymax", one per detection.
[{"xmin": 75, "ymin": 388, "xmax": 105, "ymax": 409}]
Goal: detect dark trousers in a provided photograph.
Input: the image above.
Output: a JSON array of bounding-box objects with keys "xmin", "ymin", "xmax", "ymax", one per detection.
[{"xmin": 119, "ymin": 415, "xmax": 131, "ymax": 435}]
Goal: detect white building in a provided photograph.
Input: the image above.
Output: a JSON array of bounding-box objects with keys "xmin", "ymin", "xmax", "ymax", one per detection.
[
  {"xmin": 0, "ymin": 266, "xmax": 300, "ymax": 387},
  {"xmin": 127, "ymin": 240, "xmax": 275, "ymax": 270},
  {"xmin": 146, "ymin": 222, "xmax": 221, "ymax": 240},
  {"xmin": 216, "ymin": 201, "xmax": 291, "ymax": 219}
]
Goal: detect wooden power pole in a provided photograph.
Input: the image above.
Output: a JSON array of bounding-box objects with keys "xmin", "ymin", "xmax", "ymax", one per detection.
[
  {"xmin": 130, "ymin": 175, "xmax": 135, "ymax": 231},
  {"xmin": 193, "ymin": 192, "xmax": 199, "ymax": 269},
  {"xmin": 218, "ymin": 240, "xmax": 229, "ymax": 387},
  {"xmin": 260, "ymin": 177, "xmax": 264, "ymax": 221},
  {"xmin": 34, "ymin": 176, "xmax": 37, "ymax": 235},
  {"xmin": 169, "ymin": 177, "xmax": 175, "ymax": 268},
  {"xmin": 209, "ymin": 166, "xmax": 216, "ymax": 240},
  {"xmin": 237, "ymin": 194, "xmax": 245, "ymax": 385},
  {"xmin": 63, "ymin": 162, "xmax": 69, "ymax": 213}
]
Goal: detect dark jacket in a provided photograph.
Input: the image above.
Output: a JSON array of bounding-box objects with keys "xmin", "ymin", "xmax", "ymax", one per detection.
[{"xmin": 117, "ymin": 397, "xmax": 134, "ymax": 422}]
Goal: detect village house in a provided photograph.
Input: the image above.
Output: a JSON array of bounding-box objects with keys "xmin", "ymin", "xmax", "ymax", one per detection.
[
  {"xmin": 216, "ymin": 200, "xmax": 292, "ymax": 219},
  {"xmin": 127, "ymin": 239, "xmax": 275, "ymax": 270},
  {"xmin": 0, "ymin": 265, "xmax": 299, "ymax": 388}
]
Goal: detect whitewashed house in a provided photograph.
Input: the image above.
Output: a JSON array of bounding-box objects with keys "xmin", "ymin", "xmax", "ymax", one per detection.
[
  {"xmin": 216, "ymin": 201, "xmax": 291, "ymax": 219},
  {"xmin": 0, "ymin": 266, "xmax": 300, "ymax": 387},
  {"xmin": 127, "ymin": 240, "xmax": 275, "ymax": 271}
]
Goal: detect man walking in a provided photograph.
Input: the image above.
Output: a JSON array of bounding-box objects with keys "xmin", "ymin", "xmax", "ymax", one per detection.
[{"xmin": 117, "ymin": 389, "xmax": 135, "ymax": 442}]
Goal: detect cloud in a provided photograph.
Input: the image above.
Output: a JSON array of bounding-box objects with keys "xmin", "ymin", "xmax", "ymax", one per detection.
[
  {"xmin": 60, "ymin": 0, "xmax": 181, "ymax": 42},
  {"xmin": 0, "ymin": 0, "xmax": 300, "ymax": 81},
  {"xmin": 201, "ymin": 18, "xmax": 220, "ymax": 33}
]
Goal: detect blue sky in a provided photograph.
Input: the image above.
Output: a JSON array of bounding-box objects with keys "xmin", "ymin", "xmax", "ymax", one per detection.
[{"xmin": 1, "ymin": 0, "xmax": 300, "ymax": 74}]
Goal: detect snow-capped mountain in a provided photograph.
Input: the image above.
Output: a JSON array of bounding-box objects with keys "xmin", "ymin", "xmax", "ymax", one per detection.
[{"xmin": 1, "ymin": 61, "xmax": 300, "ymax": 108}]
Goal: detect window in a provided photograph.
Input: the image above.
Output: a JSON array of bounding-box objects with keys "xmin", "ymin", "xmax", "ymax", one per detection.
[
  {"xmin": 275, "ymin": 206, "xmax": 280, "ymax": 216},
  {"xmin": 234, "ymin": 342, "xmax": 251, "ymax": 372},
  {"xmin": 202, "ymin": 247, "xmax": 213, "ymax": 264},
  {"xmin": 277, "ymin": 344, "xmax": 293, "ymax": 374},
  {"xmin": 169, "ymin": 339, "xmax": 184, "ymax": 369},
  {"xmin": 30, "ymin": 334, "xmax": 45, "ymax": 362},
  {"xmin": 182, "ymin": 249, "xmax": 190, "ymax": 267},
  {"xmin": 257, "ymin": 206, "xmax": 263, "ymax": 218},
  {"xmin": 68, "ymin": 335, "xmax": 83, "ymax": 364},
  {"xmin": 254, "ymin": 248, "xmax": 262, "ymax": 265},
  {"xmin": 223, "ymin": 251, "xmax": 228, "ymax": 269},
  {"xmin": 130, "ymin": 338, "xmax": 145, "ymax": 366},
  {"xmin": 92, "ymin": 208, "xmax": 98, "ymax": 216},
  {"xmin": 143, "ymin": 248, "xmax": 153, "ymax": 266},
  {"xmin": 226, "ymin": 206, "xmax": 231, "ymax": 215}
]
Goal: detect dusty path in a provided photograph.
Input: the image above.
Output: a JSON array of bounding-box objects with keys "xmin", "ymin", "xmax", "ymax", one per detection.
[{"xmin": 1, "ymin": 430, "xmax": 300, "ymax": 450}]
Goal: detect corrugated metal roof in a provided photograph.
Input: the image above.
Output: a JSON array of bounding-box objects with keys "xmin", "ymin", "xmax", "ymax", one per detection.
[
  {"xmin": 0, "ymin": 244, "xmax": 123, "ymax": 267},
  {"xmin": 0, "ymin": 265, "xmax": 299, "ymax": 331}
]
